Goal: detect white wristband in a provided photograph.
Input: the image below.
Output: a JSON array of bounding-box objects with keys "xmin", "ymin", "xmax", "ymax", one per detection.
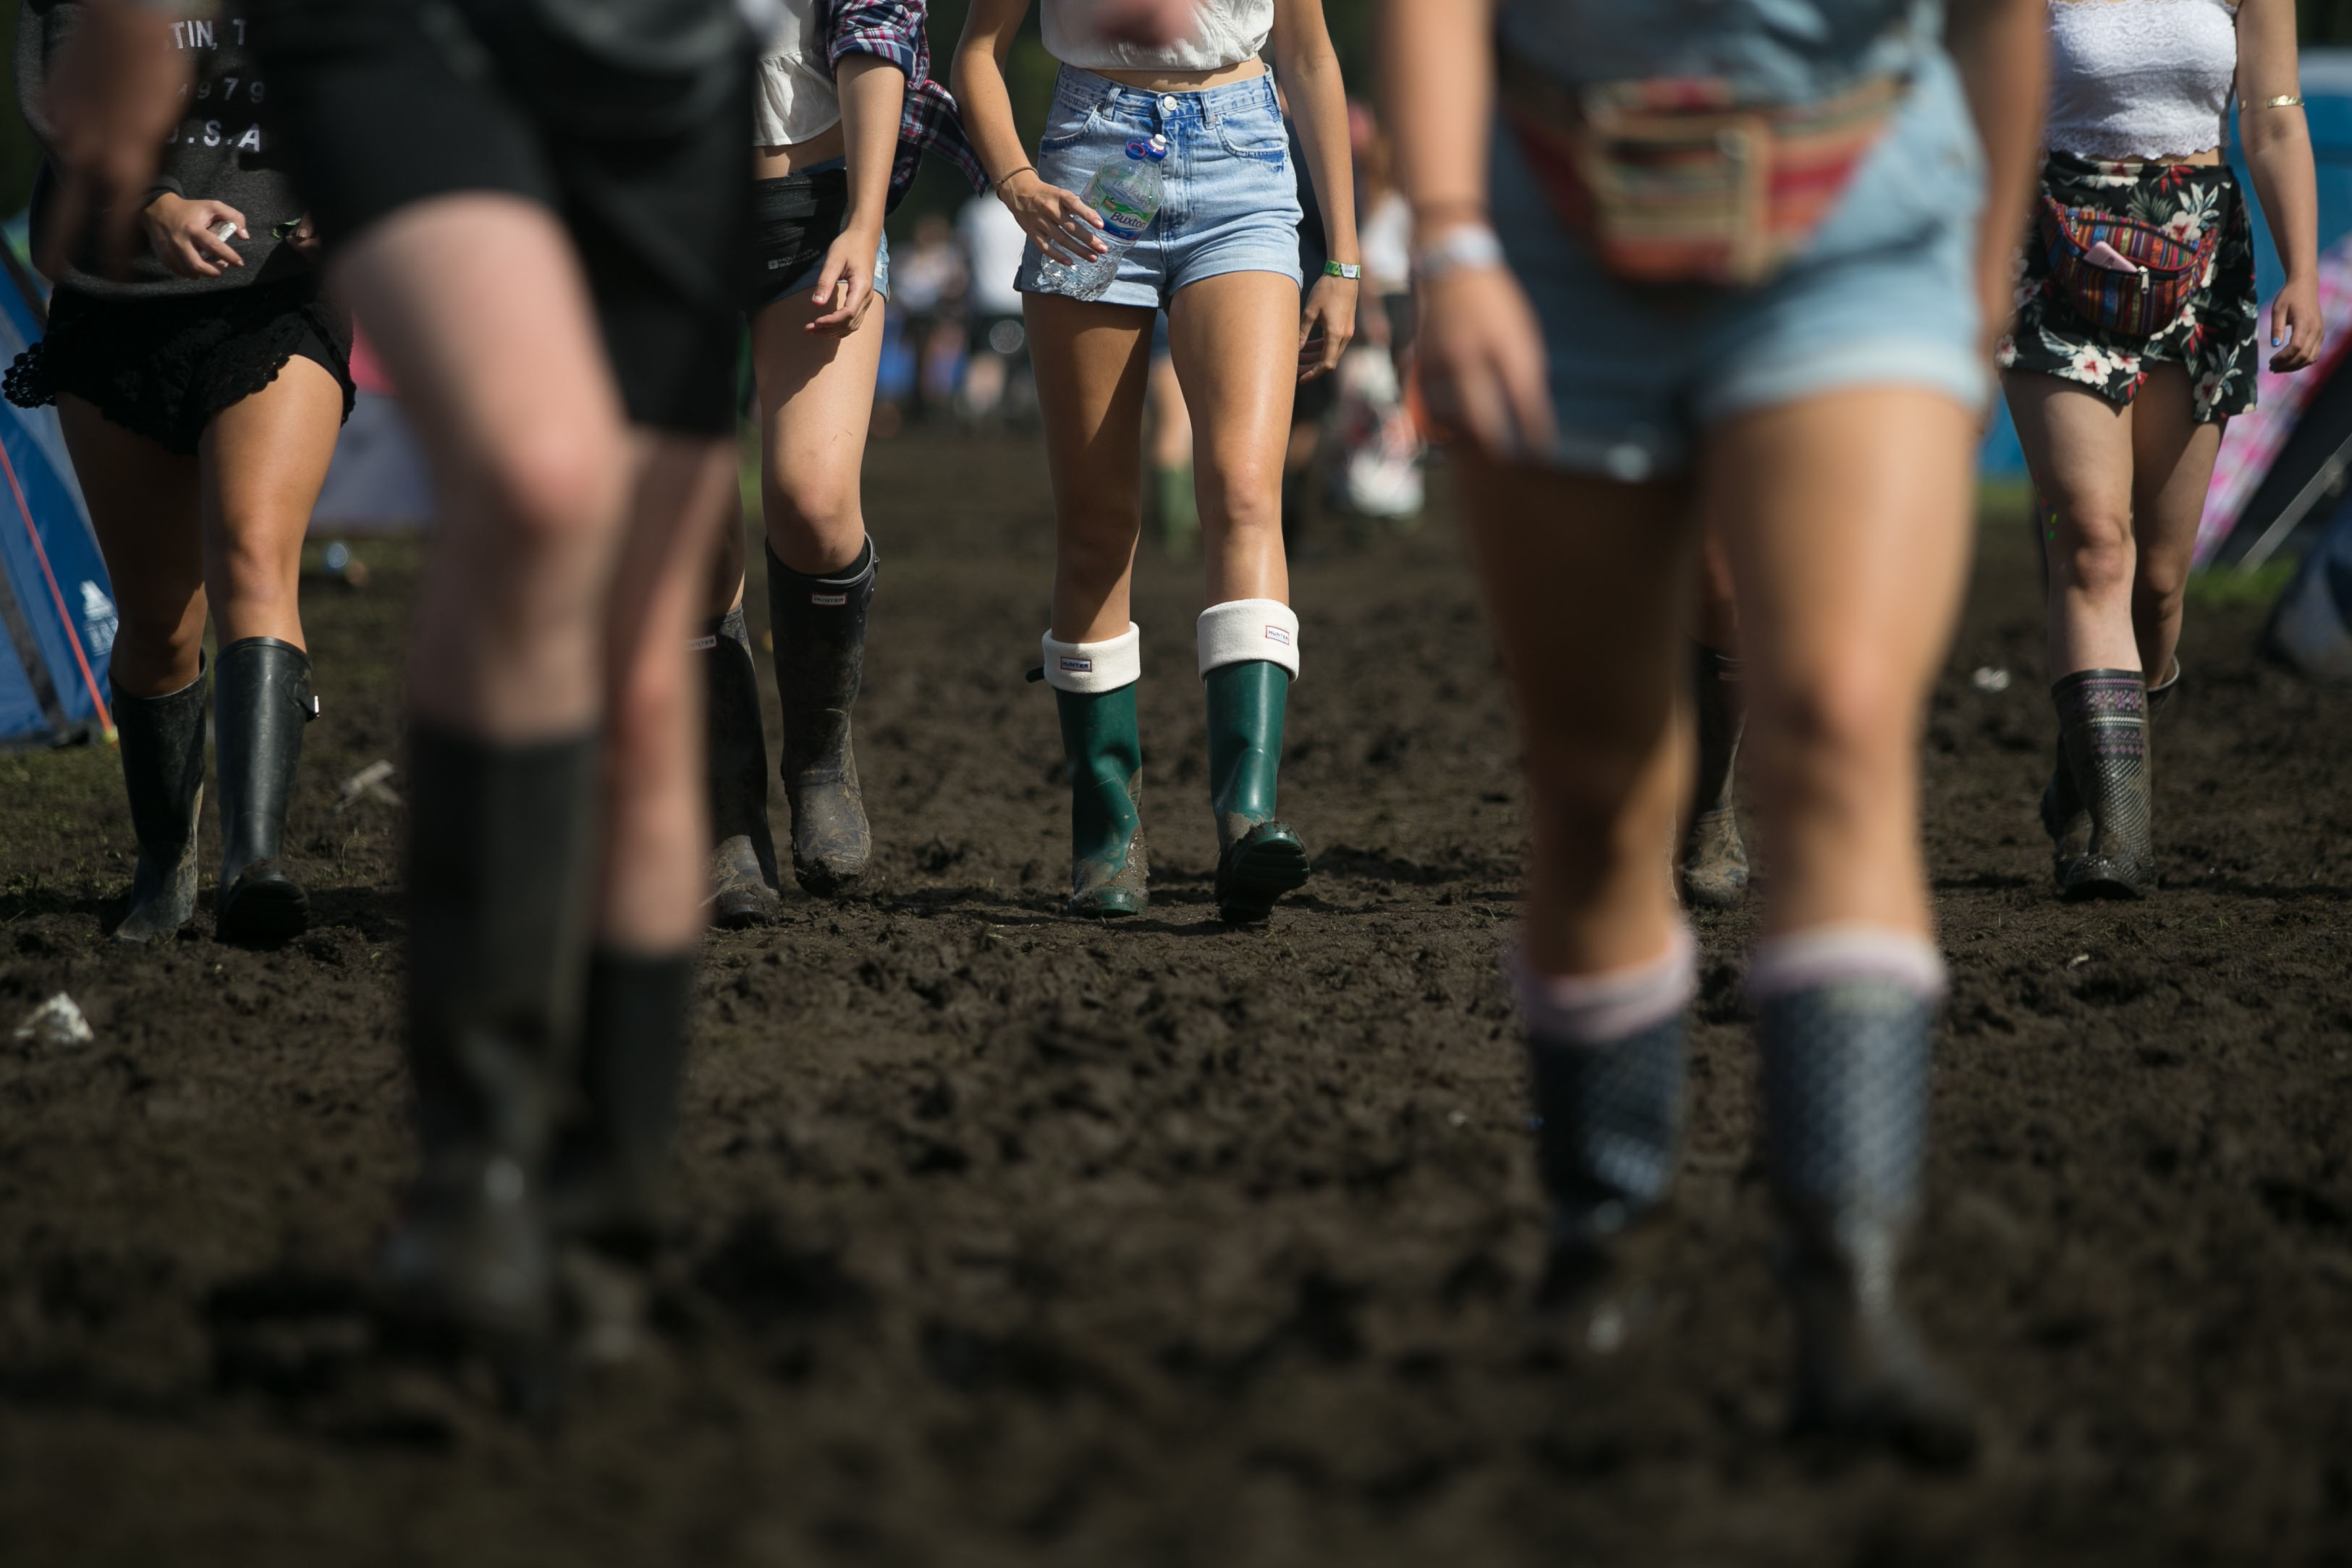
[{"xmin": 1413, "ymin": 224, "xmax": 1506, "ymax": 283}]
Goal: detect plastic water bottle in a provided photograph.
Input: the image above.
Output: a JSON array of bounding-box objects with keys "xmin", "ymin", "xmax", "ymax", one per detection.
[{"xmin": 1038, "ymin": 135, "xmax": 1169, "ymax": 302}]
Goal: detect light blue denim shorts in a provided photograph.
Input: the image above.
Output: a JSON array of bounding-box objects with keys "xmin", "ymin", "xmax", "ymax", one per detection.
[
  {"xmin": 1497, "ymin": 48, "xmax": 1989, "ymax": 482},
  {"xmin": 1017, "ymin": 65, "xmax": 1305, "ymax": 310}
]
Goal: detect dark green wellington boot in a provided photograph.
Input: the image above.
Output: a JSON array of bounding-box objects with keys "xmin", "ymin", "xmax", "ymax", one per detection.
[
  {"xmin": 768, "ymin": 541, "xmax": 875, "ymax": 897},
  {"xmin": 1678, "ymin": 643, "xmax": 1748, "ymax": 909},
  {"xmin": 703, "ymin": 608, "xmax": 782, "ymax": 927},
  {"xmin": 381, "ymin": 724, "xmax": 598, "ymax": 1382},
  {"xmin": 1205, "ymin": 660, "xmax": 1311, "ymax": 923},
  {"xmin": 1054, "ymin": 682, "xmax": 1148, "ymax": 916},
  {"xmin": 213, "ymin": 637, "xmax": 318, "ymax": 946},
  {"xmin": 109, "ymin": 669, "xmax": 208, "ymax": 944}
]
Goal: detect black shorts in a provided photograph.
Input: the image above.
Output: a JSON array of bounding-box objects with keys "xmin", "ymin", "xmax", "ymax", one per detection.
[
  {"xmin": 2, "ymin": 276, "xmax": 355, "ymax": 456},
  {"xmin": 255, "ymin": 0, "xmax": 750, "ymax": 436}
]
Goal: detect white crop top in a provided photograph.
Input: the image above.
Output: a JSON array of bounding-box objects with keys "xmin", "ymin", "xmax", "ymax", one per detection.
[
  {"xmin": 1042, "ymin": 0, "xmax": 1273, "ymax": 73},
  {"xmin": 753, "ymin": 0, "xmax": 839, "ymax": 148},
  {"xmin": 2045, "ymin": 0, "xmax": 2239, "ymax": 161}
]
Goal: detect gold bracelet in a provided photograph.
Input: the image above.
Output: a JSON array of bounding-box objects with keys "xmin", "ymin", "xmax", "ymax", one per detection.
[{"xmin": 2261, "ymin": 94, "xmax": 2306, "ymax": 109}]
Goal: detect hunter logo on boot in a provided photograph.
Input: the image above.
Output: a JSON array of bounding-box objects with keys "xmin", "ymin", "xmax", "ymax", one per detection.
[
  {"xmin": 1264, "ymin": 625, "xmax": 1292, "ymax": 645},
  {"xmin": 1059, "ymin": 656, "xmax": 1093, "ymax": 672},
  {"xmin": 810, "ymin": 592, "xmax": 848, "ymax": 607}
]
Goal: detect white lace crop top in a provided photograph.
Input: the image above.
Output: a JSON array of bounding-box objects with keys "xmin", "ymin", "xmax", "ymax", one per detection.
[
  {"xmin": 2045, "ymin": 0, "xmax": 2239, "ymax": 161},
  {"xmin": 753, "ymin": 0, "xmax": 839, "ymax": 148},
  {"xmin": 1042, "ymin": 0, "xmax": 1272, "ymax": 73}
]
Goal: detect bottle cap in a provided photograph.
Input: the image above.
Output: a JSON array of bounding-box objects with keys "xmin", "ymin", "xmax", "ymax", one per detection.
[{"xmin": 1127, "ymin": 135, "xmax": 1170, "ymax": 162}]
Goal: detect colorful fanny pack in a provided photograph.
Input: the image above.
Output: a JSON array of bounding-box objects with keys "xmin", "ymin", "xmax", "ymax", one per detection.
[
  {"xmin": 2034, "ymin": 195, "xmax": 2219, "ymax": 340},
  {"xmin": 1499, "ymin": 59, "xmax": 1905, "ymax": 289}
]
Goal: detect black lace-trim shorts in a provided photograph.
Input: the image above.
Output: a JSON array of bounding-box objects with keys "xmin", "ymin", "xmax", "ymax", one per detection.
[{"xmin": 3, "ymin": 276, "xmax": 355, "ymax": 456}]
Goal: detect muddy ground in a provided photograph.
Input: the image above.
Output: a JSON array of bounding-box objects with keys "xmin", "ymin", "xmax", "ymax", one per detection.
[{"xmin": 0, "ymin": 433, "xmax": 2346, "ymax": 1566}]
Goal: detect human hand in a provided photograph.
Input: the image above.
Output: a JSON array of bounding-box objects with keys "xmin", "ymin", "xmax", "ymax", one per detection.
[
  {"xmin": 143, "ymin": 194, "xmax": 248, "ymax": 279},
  {"xmin": 284, "ymin": 213, "xmax": 322, "ymax": 258},
  {"xmin": 1416, "ymin": 242, "xmax": 1554, "ymax": 459},
  {"xmin": 2270, "ymin": 273, "xmax": 2324, "ymax": 373},
  {"xmin": 1000, "ymin": 171, "xmax": 1107, "ymax": 266},
  {"xmin": 1296, "ymin": 272, "xmax": 1357, "ymax": 381},
  {"xmin": 36, "ymin": 0, "xmax": 187, "ymax": 280},
  {"xmin": 807, "ymin": 225, "xmax": 882, "ymax": 334}
]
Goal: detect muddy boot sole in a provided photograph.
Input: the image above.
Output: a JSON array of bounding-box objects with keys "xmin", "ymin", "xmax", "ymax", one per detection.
[
  {"xmin": 1214, "ymin": 821, "xmax": 1310, "ymax": 923},
  {"xmin": 216, "ymin": 865, "xmax": 310, "ymax": 946},
  {"xmin": 709, "ymin": 836, "xmax": 782, "ymax": 928}
]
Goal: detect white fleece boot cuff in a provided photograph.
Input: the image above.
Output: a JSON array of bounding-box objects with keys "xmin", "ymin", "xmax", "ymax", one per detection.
[
  {"xmin": 1040, "ymin": 624, "xmax": 1141, "ymax": 694},
  {"xmin": 1747, "ymin": 925, "xmax": 1947, "ymax": 1004},
  {"xmin": 1197, "ymin": 598, "xmax": 1300, "ymax": 680}
]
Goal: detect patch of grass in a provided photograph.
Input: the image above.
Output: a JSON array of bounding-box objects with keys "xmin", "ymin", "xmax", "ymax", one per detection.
[{"xmin": 2186, "ymin": 559, "xmax": 2298, "ymax": 610}]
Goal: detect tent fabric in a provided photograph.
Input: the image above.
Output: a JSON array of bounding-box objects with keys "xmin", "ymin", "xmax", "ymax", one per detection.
[
  {"xmin": 0, "ymin": 258, "xmax": 114, "ymax": 747},
  {"xmin": 2195, "ymin": 232, "xmax": 2352, "ymax": 566}
]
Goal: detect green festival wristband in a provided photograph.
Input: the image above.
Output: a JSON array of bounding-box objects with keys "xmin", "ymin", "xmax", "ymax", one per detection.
[{"xmin": 1322, "ymin": 260, "xmax": 1361, "ymax": 280}]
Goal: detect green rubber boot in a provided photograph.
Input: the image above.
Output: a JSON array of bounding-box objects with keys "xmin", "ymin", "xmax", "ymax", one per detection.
[
  {"xmin": 1054, "ymin": 684, "xmax": 1148, "ymax": 917},
  {"xmin": 1206, "ymin": 660, "xmax": 1311, "ymax": 923}
]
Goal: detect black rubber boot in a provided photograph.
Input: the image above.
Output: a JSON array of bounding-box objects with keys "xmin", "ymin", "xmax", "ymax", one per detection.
[
  {"xmin": 1528, "ymin": 1015, "xmax": 1686, "ymax": 1352},
  {"xmin": 2048, "ymin": 669, "xmax": 2154, "ymax": 899},
  {"xmin": 1054, "ymin": 682, "xmax": 1148, "ymax": 916},
  {"xmin": 109, "ymin": 669, "xmax": 208, "ymax": 944},
  {"xmin": 1679, "ymin": 643, "xmax": 1748, "ymax": 909},
  {"xmin": 703, "ymin": 608, "xmax": 781, "ymax": 927},
  {"xmin": 1759, "ymin": 978, "xmax": 1976, "ymax": 1467},
  {"xmin": 1205, "ymin": 660, "xmax": 1310, "ymax": 922},
  {"xmin": 768, "ymin": 541, "xmax": 873, "ymax": 897},
  {"xmin": 380, "ymin": 724, "xmax": 598, "ymax": 1373},
  {"xmin": 213, "ymin": 637, "xmax": 316, "ymax": 946},
  {"xmin": 549, "ymin": 947, "xmax": 693, "ymax": 1248}
]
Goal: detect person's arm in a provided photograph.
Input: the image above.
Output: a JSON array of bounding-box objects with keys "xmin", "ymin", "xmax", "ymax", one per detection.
[
  {"xmin": 1380, "ymin": 0, "xmax": 1552, "ymax": 457},
  {"xmin": 30, "ymin": 0, "xmax": 195, "ymax": 279},
  {"xmin": 808, "ymin": 54, "xmax": 907, "ymax": 332},
  {"xmin": 949, "ymin": 0, "xmax": 1107, "ymax": 265},
  {"xmin": 2237, "ymin": 0, "xmax": 2323, "ymax": 371},
  {"xmin": 1271, "ymin": 0, "xmax": 1356, "ymax": 380},
  {"xmin": 1944, "ymin": 0, "xmax": 2047, "ymax": 360}
]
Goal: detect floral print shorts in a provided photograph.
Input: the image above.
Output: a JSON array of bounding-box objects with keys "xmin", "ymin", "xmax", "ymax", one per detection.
[{"xmin": 1997, "ymin": 151, "xmax": 2259, "ymax": 424}]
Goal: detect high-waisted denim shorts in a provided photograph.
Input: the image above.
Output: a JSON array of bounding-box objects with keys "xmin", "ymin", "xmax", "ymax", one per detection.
[
  {"xmin": 1496, "ymin": 47, "xmax": 1989, "ymax": 483},
  {"xmin": 1017, "ymin": 65, "xmax": 1305, "ymax": 310}
]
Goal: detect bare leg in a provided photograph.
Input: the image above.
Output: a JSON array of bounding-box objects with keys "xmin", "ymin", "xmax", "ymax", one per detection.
[
  {"xmin": 331, "ymin": 194, "xmax": 634, "ymax": 739},
  {"xmin": 598, "ymin": 435, "xmax": 738, "ymax": 950},
  {"xmin": 1027, "ymin": 292, "xmax": 1155, "ymax": 641},
  {"xmin": 198, "ymin": 354, "xmax": 344, "ymax": 648},
  {"xmin": 1707, "ymin": 389, "xmax": 1975, "ymax": 938},
  {"xmin": 2006, "ymin": 370, "xmax": 2141, "ymax": 678},
  {"xmin": 752, "ymin": 287, "xmax": 886, "ymax": 576},
  {"xmin": 1166, "ymin": 271, "xmax": 1297, "ymax": 609},
  {"xmin": 2121, "ymin": 365, "xmax": 2224, "ymax": 685},
  {"xmin": 58, "ymin": 397, "xmax": 203, "ymax": 698},
  {"xmin": 1455, "ymin": 455, "xmax": 1694, "ymax": 975}
]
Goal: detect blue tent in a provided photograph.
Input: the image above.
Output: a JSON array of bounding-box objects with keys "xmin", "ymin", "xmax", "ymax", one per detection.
[{"xmin": 0, "ymin": 250, "xmax": 114, "ymax": 747}]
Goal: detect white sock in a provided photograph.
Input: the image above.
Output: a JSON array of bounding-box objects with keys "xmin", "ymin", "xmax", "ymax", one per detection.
[
  {"xmin": 1747, "ymin": 924, "xmax": 1946, "ymax": 1004},
  {"xmin": 1040, "ymin": 623, "xmax": 1141, "ymax": 694},
  {"xmin": 1511, "ymin": 925, "xmax": 1697, "ymax": 1044},
  {"xmin": 1196, "ymin": 598, "xmax": 1300, "ymax": 680}
]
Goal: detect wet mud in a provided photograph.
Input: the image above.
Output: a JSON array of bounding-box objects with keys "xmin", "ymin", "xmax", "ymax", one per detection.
[{"xmin": 0, "ymin": 436, "xmax": 2346, "ymax": 1564}]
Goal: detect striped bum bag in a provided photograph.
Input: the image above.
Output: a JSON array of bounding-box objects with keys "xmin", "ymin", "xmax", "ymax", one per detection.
[
  {"xmin": 2034, "ymin": 196, "xmax": 2220, "ymax": 341},
  {"xmin": 1499, "ymin": 59, "xmax": 1905, "ymax": 289}
]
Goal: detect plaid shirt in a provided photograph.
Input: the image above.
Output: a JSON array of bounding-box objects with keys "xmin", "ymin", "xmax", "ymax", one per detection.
[{"xmin": 818, "ymin": 0, "xmax": 988, "ymax": 209}]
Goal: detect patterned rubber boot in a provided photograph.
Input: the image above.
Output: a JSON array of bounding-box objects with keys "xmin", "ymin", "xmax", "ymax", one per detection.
[
  {"xmin": 1754, "ymin": 929, "xmax": 1976, "ymax": 1467},
  {"xmin": 1678, "ymin": 643, "xmax": 1748, "ymax": 909},
  {"xmin": 1200, "ymin": 599, "xmax": 1308, "ymax": 923},
  {"xmin": 1517, "ymin": 930, "xmax": 1695, "ymax": 1354},
  {"xmin": 1043, "ymin": 621, "xmax": 1148, "ymax": 917},
  {"xmin": 2049, "ymin": 669, "xmax": 2154, "ymax": 898},
  {"xmin": 381, "ymin": 725, "xmax": 597, "ymax": 1374},
  {"xmin": 109, "ymin": 669, "xmax": 208, "ymax": 944},
  {"xmin": 768, "ymin": 540, "xmax": 874, "ymax": 897},
  {"xmin": 703, "ymin": 607, "xmax": 782, "ymax": 927},
  {"xmin": 213, "ymin": 637, "xmax": 316, "ymax": 946}
]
